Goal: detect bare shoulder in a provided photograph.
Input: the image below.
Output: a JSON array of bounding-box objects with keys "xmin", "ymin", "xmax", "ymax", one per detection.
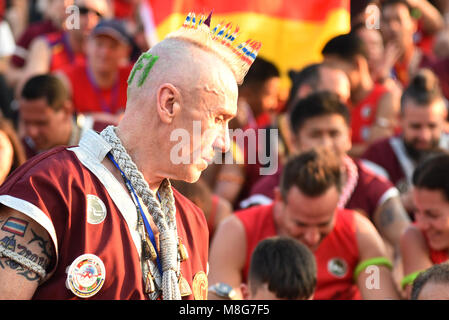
[
  {"xmin": 400, "ymin": 225, "xmax": 428, "ymax": 253},
  {"xmin": 210, "ymin": 214, "xmax": 245, "ymax": 248},
  {"xmin": 215, "ymin": 197, "xmax": 233, "ymax": 224},
  {"xmin": 401, "ymin": 225, "xmax": 425, "ymax": 243},
  {"xmin": 353, "ymin": 211, "xmax": 387, "ymax": 258},
  {"xmin": 354, "ymin": 210, "xmax": 379, "ymax": 235}
]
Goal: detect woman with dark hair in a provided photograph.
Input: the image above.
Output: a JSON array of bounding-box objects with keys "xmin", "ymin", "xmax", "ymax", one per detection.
[
  {"xmin": 0, "ymin": 116, "xmax": 26, "ymax": 184},
  {"xmin": 400, "ymin": 151, "xmax": 449, "ymax": 298}
]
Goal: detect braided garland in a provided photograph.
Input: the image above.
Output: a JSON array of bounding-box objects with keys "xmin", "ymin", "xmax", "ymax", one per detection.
[{"xmin": 100, "ymin": 126, "xmax": 181, "ymax": 300}]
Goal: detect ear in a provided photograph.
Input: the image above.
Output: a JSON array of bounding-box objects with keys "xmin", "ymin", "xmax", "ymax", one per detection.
[
  {"xmin": 346, "ymin": 127, "xmax": 353, "ymax": 152},
  {"xmin": 297, "ymin": 85, "xmax": 312, "ymax": 100},
  {"xmin": 410, "ymin": 15, "xmax": 418, "ymax": 34},
  {"xmin": 355, "ymin": 55, "xmax": 368, "ymax": 73},
  {"xmin": 156, "ymin": 83, "xmax": 181, "ymax": 124},
  {"xmin": 289, "ymin": 131, "xmax": 300, "ymax": 155},
  {"xmin": 61, "ymin": 99, "xmax": 74, "ymax": 119},
  {"xmin": 274, "ymin": 186, "xmax": 283, "ymax": 203},
  {"xmin": 240, "ymin": 283, "xmax": 250, "ymax": 300}
]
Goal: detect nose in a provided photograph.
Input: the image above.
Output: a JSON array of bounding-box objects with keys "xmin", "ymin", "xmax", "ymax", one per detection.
[
  {"xmin": 25, "ymin": 124, "xmax": 39, "ymax": 140},
  {"xmin": 303, "ymin": 227, "xmax": 321, "ymax": 248},
  {"xmin": 417, "ymin": 127, "xmax": 432, "ymax": 143},
  {"xmin": 320, "ymin": 134, "xmax": 333, "ymax": 149},
  {"xmin": 213, "ymin": 125, "xmax": 231, "ymax": 153}
]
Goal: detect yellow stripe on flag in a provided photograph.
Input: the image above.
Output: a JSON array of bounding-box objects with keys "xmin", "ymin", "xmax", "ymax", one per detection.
[{"xmin": 156, "ymin": 9, "xmax": 350, "ymax": 90}]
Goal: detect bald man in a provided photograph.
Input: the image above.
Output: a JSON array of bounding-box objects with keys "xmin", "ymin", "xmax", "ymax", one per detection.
[{"xmin": 0, "ymin": 13, "xmax": 254, "ymax": 300}]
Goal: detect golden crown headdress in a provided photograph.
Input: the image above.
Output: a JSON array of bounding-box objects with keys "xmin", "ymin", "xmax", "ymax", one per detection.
[{"xmin": 165, "ymin": 11, "xmax": 262, "ymax": 84}]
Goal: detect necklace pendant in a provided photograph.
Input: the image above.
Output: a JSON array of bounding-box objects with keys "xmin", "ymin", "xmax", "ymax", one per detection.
[
  {"xmin": 178, "ymin": 274, "xmax": 192, "ymax": 297},
  {"xmin": 178, "ymin": 240, "xmax": 189, "ymax": 262},
  {"xmin": 142, "ymin": 239, "xmax": 157, "ymax": 261},
  {"xmin": 145, "ymin": 272, "xmax": 156, "ymax": 294},
  {"xmin": 142, "ymin": 238, "xmax": 157, "ymax": 261}
]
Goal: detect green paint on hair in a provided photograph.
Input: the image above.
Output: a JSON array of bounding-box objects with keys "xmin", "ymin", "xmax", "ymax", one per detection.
[{"xmin": 127, "ymin": 53, "xmax": 159, "ymax": 87}]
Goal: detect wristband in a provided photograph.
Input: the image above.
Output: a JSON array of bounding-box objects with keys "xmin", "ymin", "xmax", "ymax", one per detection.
[
  {"xmin": 353, "ymin": 256, "xmax": 393, "ymax": 281},
  {"xmin": 401, "ymin": 270, "xmax": 423, "ymax": 289}
]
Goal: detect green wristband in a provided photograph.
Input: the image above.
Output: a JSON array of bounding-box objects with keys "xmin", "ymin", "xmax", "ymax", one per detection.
[
  {"xmin": 401, "ymin": 270, "xmax": 423, "ymax": 289},
  {"xmin": 353, "ymin": 257, "xmax": 393, "ymax": 282}
]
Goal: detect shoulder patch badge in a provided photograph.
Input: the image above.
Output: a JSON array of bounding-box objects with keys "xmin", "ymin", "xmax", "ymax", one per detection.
[
  {"xmin": 66, "ymin": 254, "xmax": 106, "ymax": 298},
  {"xmin": 86, "ymin": 194, "xmax": 107, "ymax": 224}
]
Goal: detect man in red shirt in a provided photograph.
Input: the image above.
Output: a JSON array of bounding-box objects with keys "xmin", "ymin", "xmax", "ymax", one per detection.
[
  {"xmin": 0, "ymin": 12, "xmax": 257, "ymax": 300},
  {"xmin": 322, "ymin": 32, "xmax": 399, "ymax": 157},
  {"xmin": 209, "ymin": 148, "xmax": 400, "ymax": 300},
  {"xmin": 18, "ymin": 74, "xmax": 113, "ymax": 159},
  {"xmin": 59, "ymin": 19, "xmax": 132, "ymax": 117},
  {"xmin": 245, "ymin": 92, "xmax": 411, "ymax": 257},
  {"xmin": 361, "ymin": 69, "xmax": 448, "ymax": 212}
]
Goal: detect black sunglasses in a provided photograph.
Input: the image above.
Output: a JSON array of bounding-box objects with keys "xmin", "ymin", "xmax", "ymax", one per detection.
[{"xmin": 78, "ymin": 6, "xmax": 102, "ymax": 18}]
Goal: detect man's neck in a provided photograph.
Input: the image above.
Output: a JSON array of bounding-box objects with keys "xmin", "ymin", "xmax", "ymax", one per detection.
[
  {"xmin": 351, "ymin": 76, "xmax": 374, "ymax": 106},
  {"xmin": 114, "ymin": 126, "xmax": 163, "ymax": 194},
  {"xmin": 90, "ymin": 65, "xmax": 119, "ymax": 89},
  {"xmin": 67, "ymin": 32, "xmax": 84, "ymax": 54}
]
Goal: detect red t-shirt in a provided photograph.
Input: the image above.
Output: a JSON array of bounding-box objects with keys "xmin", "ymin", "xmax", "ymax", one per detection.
[
  {"xmin": 429, "ymin": 58, "xmax": 449, "ymax": 101},
  {"xmin": 0, "ymin": 131, "xmax": 209, "ymax": 300},
  {"xmin": 361, "ymin": 136, "xmax": 405, "ymax": 187},
  {"xmin": 235, "ymin": 204, "xmax": 361, "ymax": 300},
  {"xmin": 44, "ymin": 31, "xmax": 85, "ymax": 72},
  {"xmin": 63, "ymin": 62, "xmax": 131, "ymax": 114},
  {"xmin": 346, "ymin": 160, "xmax": 396, "ymax": 219},
  {"xmin": 420, "ymin": 227, "xmax": 449, "ymax": 264},
  {"xmin": 350, "ymin": 83, "xmax": 389, "ymax": 144}
]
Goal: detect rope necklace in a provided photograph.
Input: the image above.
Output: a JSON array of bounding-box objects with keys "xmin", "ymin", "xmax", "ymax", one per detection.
[{"xmin": 100, "ymin": 125, "xmax": 182, "ymax": 300}]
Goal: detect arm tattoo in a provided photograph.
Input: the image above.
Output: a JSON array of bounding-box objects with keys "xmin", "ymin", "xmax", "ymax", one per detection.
[
  {"xmin": 380, "ymin": 206, "xmax": 395, "ymax": 228},
  {"xmin": 28, "ymin": 229, "xmax": 52, "ymax": 260},
  {"xmin": 1, "ymin": 217, "xmax": 53, "ymax": 283}
]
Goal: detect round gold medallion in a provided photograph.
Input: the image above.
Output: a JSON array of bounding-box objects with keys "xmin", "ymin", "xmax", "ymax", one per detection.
[{"xmin": 192, "ymin": 271, "xmax": 208, "ymax": 300}]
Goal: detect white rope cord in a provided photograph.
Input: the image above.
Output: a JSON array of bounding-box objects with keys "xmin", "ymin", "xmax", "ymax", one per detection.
[
  {"xmin": 0, "ymin": 245, "xmax": 46, "ymax": 281},
  {"xmin": 100, "ymin": 126, "xmax": 181, "ymax": 300}
]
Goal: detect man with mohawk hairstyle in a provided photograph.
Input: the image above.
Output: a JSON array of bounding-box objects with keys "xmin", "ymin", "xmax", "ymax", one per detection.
[{"xmin": 0, "ymin": 12, "xmax": 259, "ymax": 300}]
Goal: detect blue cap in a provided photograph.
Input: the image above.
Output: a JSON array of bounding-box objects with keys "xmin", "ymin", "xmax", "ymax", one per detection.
[{"xmin": 91, "ymin": 19, "xmax": 131, "ymax": 45}]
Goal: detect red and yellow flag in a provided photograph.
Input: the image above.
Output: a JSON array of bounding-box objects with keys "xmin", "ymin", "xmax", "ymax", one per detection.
[{"xmin": 145, "ymin": 0, "xmax": 350, "ymax": 90}]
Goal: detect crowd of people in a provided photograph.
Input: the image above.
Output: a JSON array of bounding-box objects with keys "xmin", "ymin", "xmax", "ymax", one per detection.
[{"xmin": 0, "ymin": 0, "xmax": 449, "ymax": 300}]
